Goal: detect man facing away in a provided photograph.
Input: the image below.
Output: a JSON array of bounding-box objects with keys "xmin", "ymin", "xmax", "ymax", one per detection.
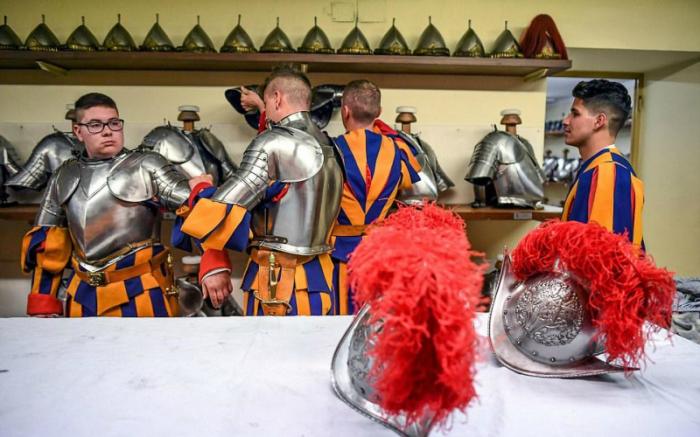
[
  {"xmin": 22, "ymin": 92, "xmax": 231, "ymax": 317},
  {"xmin": 179, "ymin": 66, "xmax": 344, "ymax": 316},
  {"xmin": 561, "ymin": 79, "xmax": 643, "ymax": 247},
  {"xmin": 331, "ymin": 80, "xmax": 419, "ymax": 315}
]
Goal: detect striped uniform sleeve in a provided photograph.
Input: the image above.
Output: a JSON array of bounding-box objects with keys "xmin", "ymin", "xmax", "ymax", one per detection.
[
  {"xmin": 21, "ymin": 226, "xmax": 72, "ymax": 316},
  {"xmin": 564, "ymin": 162, "xmax": 644, "ymax": 246}
]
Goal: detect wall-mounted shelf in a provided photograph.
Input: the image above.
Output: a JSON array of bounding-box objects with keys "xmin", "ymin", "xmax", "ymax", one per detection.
[
  {"xmin": 0, "ymin": 51, "xmax": 571, "ymax": 86},
  {"xmin": 0, "ymin": 203, "xmax": 563, "ymax": 223}
]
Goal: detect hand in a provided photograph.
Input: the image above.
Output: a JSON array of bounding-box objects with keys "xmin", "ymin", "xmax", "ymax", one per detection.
[
  {"xmin": 240, "ymin": 86, "xmax": 264, "ymax": 113},
  {"xmin": 201, "ymin": 271, "xmax": 233, "ymax": 309},
  {"xmin": 189, "ymin": 174, "xmax": 214, "ymax": 190}
]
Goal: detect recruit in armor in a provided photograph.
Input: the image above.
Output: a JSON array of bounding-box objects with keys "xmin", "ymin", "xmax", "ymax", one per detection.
[{"xmin": 20, "ymin": 93, "xmax": 231, "ymax": 317}]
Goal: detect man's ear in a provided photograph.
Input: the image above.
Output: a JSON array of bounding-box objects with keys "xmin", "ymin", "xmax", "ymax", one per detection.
[
  {"xmin": 594, "ymin": 112, "xmax": 608, "ymax": 132},
  {"xmin": 73, "ymin": 123, "xmax": 83, "ymax": 142}
]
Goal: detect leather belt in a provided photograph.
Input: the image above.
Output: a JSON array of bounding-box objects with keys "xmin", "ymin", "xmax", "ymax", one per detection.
[
  {"xmin": 74, "ymin": 239, "xmax": 156, "ymax": 268},
  {"xmin": 72, "ymin": 249, "xmax": 170, "ymax": 287},
  {"xmin": 250, "ymin": 248, "xmax": 313, "ymax": 316},
  {"xmin": 331, "ymin": 224, "xmax": 368, "ymax": 237}
]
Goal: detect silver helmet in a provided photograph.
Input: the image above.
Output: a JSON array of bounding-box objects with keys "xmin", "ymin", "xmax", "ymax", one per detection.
[{"xmin": 489, "ymin": 220, "xmax": 676, "ymax": 378}]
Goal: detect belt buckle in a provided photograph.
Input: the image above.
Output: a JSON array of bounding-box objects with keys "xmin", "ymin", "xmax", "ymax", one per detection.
[{"xmin": 87, "ymin": 271, "xmax": 106, "ymax": 287}]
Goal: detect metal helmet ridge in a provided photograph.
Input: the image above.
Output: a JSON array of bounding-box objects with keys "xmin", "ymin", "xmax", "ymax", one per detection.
[
  {"xmin": 337, "ymin": 19, "xmax": 371, "ymax": 55},
  {"xmin": 298, "ymin": 17, "xmax": 334, "ymax": 54},
  {"xmin": 65, "ymin": 16, "xmax": 101, "ymax": 51},
  {"xmin": 374, "ymin": 18, "xmax": 410, "ymax": 55},
  {"xmin": 454, "ymin": 19, "xmax": 485, "ymax": 57},
  {"xmin": 220, "ymin": 14, "xmax": 257, "ymax": 53},
  {"xmin": 260, "ymin": 17, "xmax": 295, "ymax": 53},
  {"xmin": 103, "ymin": 14, "xmax": 137, "ymax": 51},
  {"xmin": 141, "ymin": 14, "xmax": 175, "ymax": 51},
  {"xmin": 25, "ymin": 15, "xmax": 60, "ymax": 51},
  {"xmin": 0, "ymin": 16, "xmax": 24, "ymax": 50},
  {"xmin": 490, "ymin": 21, "xmax": 523, "ymax": 58},
  {"xmin": 413, "ymin": 17, "xmax": 449, "ymax": 56},
  {"xmin": 180, "ymin": 16, "xmax": 216, "ymax": 53}
]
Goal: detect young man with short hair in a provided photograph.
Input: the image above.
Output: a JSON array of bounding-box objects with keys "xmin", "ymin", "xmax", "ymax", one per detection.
[{"xmin": 561, "ymin": 79, "xmax": 643, "ymax": 246}]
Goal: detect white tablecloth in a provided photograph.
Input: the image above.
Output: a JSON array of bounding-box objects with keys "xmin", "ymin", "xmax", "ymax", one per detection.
[{"xmin": 1, "ymin": 315, "xmax": 698, "ymax": 436}]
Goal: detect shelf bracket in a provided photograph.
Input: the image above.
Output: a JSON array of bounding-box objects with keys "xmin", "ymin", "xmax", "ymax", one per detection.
[
  {"xmin": 36, "ymin": 61, "xmax": 68, "ymax": 76},
  {"xmin": 524, "ymin": 68, "xmax": 547, "ymax": 82}
]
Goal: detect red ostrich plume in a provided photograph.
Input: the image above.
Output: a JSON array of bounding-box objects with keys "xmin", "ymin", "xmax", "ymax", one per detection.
[
  {"xmin": 520, "ymin": 14, "xmax": 568, "ymax": 59},
  {"xmin": 348, "ymin": 203, "xmax": 485, "ymax": 429},
  {"xmin": 511, "ymin": 220, "xmax": 675, "ymax": 370}
]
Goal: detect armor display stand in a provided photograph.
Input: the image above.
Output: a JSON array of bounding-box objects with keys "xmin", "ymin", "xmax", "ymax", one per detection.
[{"xmin": 178, "ymin": 105, "xmax": 200, "ymax": 132}]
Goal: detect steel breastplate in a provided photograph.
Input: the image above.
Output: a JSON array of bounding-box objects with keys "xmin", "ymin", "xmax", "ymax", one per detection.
[{"xmin": 65, "ymin": 157, "xmax": 160, "ymax": 266}]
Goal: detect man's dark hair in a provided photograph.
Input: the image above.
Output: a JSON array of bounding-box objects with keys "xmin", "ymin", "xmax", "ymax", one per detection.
[
  {"xmin": 342, "ymin": 79, "xmax": 381, "ymax": 125},
  {"xmin": 74, "ymin": 93, "xmax": 118, "ymax": 121},
  {"xmin": 261, "ymin": 65, "xmax": 312, "ymax": 107},
  {"xmin": 572, "ymin": 79, "xmax": 632, "ymax": 136}
]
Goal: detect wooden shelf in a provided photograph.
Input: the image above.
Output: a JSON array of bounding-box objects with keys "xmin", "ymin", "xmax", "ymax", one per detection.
[
  {"xmin": 1, "ymin": 203, "xmax": 562, "ymax": 223},
  {"xmin": 0, "ymin": 205, "xmax": 40, "ymax": 222},
  {"xmin": 0, "ymin": 51, "xmax": 571, "ymax": 85},
  {"xmin": 447, "ymin": 204, "xmax": 562, "ymax": 221}
]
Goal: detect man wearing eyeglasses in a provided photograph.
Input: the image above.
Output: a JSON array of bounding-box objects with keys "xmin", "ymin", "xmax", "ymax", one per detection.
[{"xmin": 20, "ymin": 92, "xmax": 232, "ymax": 317}]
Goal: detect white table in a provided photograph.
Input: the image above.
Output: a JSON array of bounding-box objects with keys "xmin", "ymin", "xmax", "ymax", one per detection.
[{"xmin": 1, "ymin": 315, "xmax": 698, "ymax": 436}]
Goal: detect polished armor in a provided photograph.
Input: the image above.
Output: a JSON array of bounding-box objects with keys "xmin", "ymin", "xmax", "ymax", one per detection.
[
  {"xmin": 212, "ymin": 111, "xmax": 343, "ymax": 256},
  {"xmin": 34, "ymin": 149, "xmax": 189, "ymax": 270},
  {"xmin": 395, "ymin": 130, "xmax": 454, "ymax": 203},
  {"xmin": 141, "ymin": 125, "xmax": 237, "ymax": 184},
  {"xmin": 488, "ymin": 255, "xmax": 617, "ymax": 378},
  {"xmin": 6, "ymin": 130, "xmax": 82, "ymax": 190},
  {"xmin": 465, "ymin": 129, "xmax": 545, "ymax": 208}
]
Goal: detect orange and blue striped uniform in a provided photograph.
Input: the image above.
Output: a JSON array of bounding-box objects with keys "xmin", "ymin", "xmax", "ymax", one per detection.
[
  {"xmin": 21, "ymin": 226, "xmax": 175, "ymax": 317},
  {"xmin": 562, "ymin": 146, "xmax": 644, "ymax": 247},
  {"xmin": 332, "ymin": 128, "xmax": 420, "ymax": 315},
  {"xmin": 175, "ymin": 185, "xmax": 335, "ymax": 316}
]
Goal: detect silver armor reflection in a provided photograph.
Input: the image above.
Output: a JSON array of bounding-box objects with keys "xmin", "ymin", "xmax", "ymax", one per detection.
[
  {"xmin": 141, "ymin": 125, "xmax": 238, "ymax": 185},
  {"xmin": 395, "ymin": 131, "xmax": 454, "ymax": 204},
  {"xmin": 212, "ymin": 111, "xmax": 343, "ymax": 256},
  {"xmin": 6, "ymin": 130, "xmax": 83, "ymax": 191},
  {"xmin": 465, "ymin": 128, "xmax": 545, "ymax": 208},
  {"xmin": 35, "ymin": 149, "xmax": 189, "ymax": 270}
]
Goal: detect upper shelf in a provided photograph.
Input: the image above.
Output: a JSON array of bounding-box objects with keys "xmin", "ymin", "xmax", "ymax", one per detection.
[{"xmin": 0, "ymin": 51, "xmax": 572, "ymax": 85}]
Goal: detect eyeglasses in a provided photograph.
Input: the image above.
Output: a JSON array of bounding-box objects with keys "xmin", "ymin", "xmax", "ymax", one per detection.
[{"xmin": 77, "ymin": 118, "xmax": 124, "ymax": 134}]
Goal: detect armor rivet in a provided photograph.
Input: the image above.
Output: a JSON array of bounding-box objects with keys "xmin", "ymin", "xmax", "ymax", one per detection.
[
  {"xmin": 516, "ymin": 340, "xmax": 521, "ymax": 345},
  {"xmin": 569, "ymin": 357, "xmax": 575, "ymax": 362},
  {"xmin": 531, "ymin": 351, "xmax": 538, "ymax": 356},
  {"xmin": 503, "ymin": 310, "xmax": 508, "ymax": 315},
  {"xmin": 550, "ymin": 357, "xmax": 556, "ymax": 363}
]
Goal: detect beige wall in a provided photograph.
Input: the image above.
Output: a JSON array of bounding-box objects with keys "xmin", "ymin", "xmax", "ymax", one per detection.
[
  {"xmin": 0, "ymin": 0, "xmax": 699, "ymax": 277},
  {"xmin": 1, "ymin": 0, "xmax": 699, "ymax": 52},
  {"xmin": 640, "ymin": 62, "xmax": 700, "ymax": 276}
]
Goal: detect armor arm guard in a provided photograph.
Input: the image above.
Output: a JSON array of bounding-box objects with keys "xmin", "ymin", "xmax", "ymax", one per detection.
[
  {"xmin": 140, "ymin": 152, "xmax": 191, "ymax": 211},
  {"xmin": 6, "ymin": 132, "xmax": 78, "ymax": 190},
  {"xmin": 34, "ymin": 170, "xmax": 68, "ymax": 227},
  {"xmin": 212, "ymin": 126, "xmax": 323, "ymax": 207},
  {"xmin": 465, "ymin": 139, "xmax": 499, "ymax": 185}
]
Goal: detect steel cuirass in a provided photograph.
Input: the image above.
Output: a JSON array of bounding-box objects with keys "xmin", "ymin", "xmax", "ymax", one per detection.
[
  {"xmin": 465, "ymin": 129, "xmax": 545, "ymax": 208},
  {"xmin": 141, "ymin": 125, "xmax": 238, "ymax": 185},
  {"xmin": 395, "ymin": 131, "xmax": 454, "ymax": 204},
  {"xmin": 35, "ymin": 149, "xmax": 189, "ymax": 270},
  {"xmin": 6, "ymin": 130, "xmax": 83, "ymax": 191},
  {"xmin": 212, "ymin": 111, "xmax": 343, "ymax": 256}
]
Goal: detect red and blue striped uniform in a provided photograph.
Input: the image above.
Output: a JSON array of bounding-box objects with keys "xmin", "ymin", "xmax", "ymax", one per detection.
[
  {"xmin": 332, "ymin": 128, "xmax": 419, "ymax": 315},
  {"xmin": 562, "ymin": 146, "xmax": 644, "ymax": 247}
]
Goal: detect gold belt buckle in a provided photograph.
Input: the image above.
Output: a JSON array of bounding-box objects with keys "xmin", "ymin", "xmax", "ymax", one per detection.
[
  {"xmin": 253, "ymin": 252, "xmax": 291, "ymax": 313},
  {"xmin": 87, "ymin": 271, "xmax": 106, "ymax": 287}
]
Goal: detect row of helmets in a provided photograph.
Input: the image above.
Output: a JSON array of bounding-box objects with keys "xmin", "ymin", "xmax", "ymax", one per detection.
[{"xmin": 0, "ymin": 14, "xmax": 567, "ymax": 58}]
